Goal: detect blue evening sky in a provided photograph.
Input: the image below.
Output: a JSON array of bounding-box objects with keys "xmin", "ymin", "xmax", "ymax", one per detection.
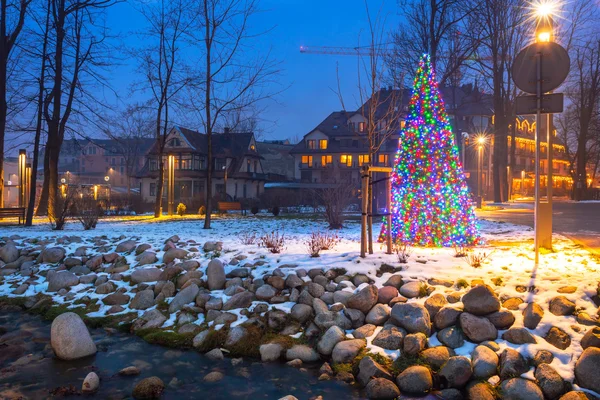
[{"xmin": 105, "ymin": 0, "xmax": 401, "ymax": 141}]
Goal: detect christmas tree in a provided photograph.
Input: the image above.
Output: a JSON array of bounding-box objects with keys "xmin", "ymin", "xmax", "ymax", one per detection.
[{"xmin": 380, "ymin": 54, "xmax": 479, "ymax": 247}]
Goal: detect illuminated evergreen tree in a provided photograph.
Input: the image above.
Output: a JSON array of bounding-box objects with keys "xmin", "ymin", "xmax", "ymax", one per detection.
[{"xmin": 381, "ymin": 54, "xmax": 479, "ymax": 247}]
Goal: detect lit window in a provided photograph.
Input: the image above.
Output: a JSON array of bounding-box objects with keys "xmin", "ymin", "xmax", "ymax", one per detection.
[
  {"xmin": 358, "ymin": 154, "xmax": 370, "ymax": 166},
  {"xmin": 358, "ymin": 122, "xmax": 365, "ymax": 132},
  {"xmin": 250, "ymin": 144, "xmax": 256, "ymax": 151},
  {"xmin": 378, "ymin": 154, "xmax": 389, "ymax": 166},
  {"xmin": 321, "ymin": 155, "xmax": 332, "ymax": 166},
  {"xmin": 340, "ymin": 154, "xmax": 353, "ymax": 167},
  {"xmin": 319, "ymin": 139, "xmax": 328, "ymax": 150},
  {"xmin": 306, "ymin": 140, "xmax": 316, "ymax": 149},
  {"xmin": 301, "ymin": 155, "xmax": 313, "ymax": 167}
]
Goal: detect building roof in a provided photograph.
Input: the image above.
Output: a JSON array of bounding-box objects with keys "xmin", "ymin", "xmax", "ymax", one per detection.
[{"xmin": 62, "ymin": 137, "xmax": 155, "ymax": 156}]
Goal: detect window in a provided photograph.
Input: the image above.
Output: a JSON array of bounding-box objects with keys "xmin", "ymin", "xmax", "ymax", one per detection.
[
  {"xmin": 254, "ymin": 160, "xmax": 258, "ymax": 172},
  {"xmin": 250, "ymin": 144, "xmax": 256, "ymax": 151},
  {"xmin": 358, "ymin": 122, "xmax": 365, "ymax": 132},
  {"xmin": 215, "ymin": 158, "xmax": 226, "ymax": 171},
  {"xmin": 319, "ymin": 139, "xmax": 328, "ymax": 150},
  {"xmin": 111, "ymin": 158, "xmax": 116, "ymax": 166},
  {"xmin": 321, "ymin": 155, "xmax": 332, "ymax": 166},
  {"xmin": 301, "ymin": 155, "xmax": 313, "ymax": 167},
  {"xmin": 88, "ymin": 147, "xmax": 96, "ymax": 155},
  {"xmin": 340, "ymin": 154, "xmax": 352, "ymax": 167},
  {"xmin": 150, "ymin": 159, "xmax": 157, "ymax": 171},
  {"xmin": 150, "ymin": 183, "xmax": 156, "ymax": 196},
  {"xmin": 358, "ymin": 154, "xmax": 370, "ymax": 166},
  {"xmin": 120, "ymin": 166, "xmax": 125, "ymax": 174},
  {"xmin": 340, "ymin": 139, "xmax": 352, "ymax": 147},
  {"xmin": 121, "ymin": 158, "xmax": 125, "ymax": 165},
  {"xmin": 306, "ymin": 139, "xmax": 316, "ymax": 149},
  {"xmin": 169, "ymin": 138, "xmax": 181, "ymax": 147},
  {"xmin": 378, "ymin": 154, "xmax": 389, "ymax": 166},
  {"xmin": 247, "ymin": 159, "xmax": 251, "ymax": 172},
  {"xmin": 181, "ymin": 155, "xmax": 192, "ymax": 170}
]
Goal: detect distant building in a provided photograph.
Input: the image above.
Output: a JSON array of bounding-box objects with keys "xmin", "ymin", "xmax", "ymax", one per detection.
[{"xmin": 256, "ymin": 140, "xmax": 295, "ymax": 181}]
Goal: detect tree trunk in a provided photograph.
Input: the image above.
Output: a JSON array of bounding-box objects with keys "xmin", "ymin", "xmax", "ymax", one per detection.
[
  {"xmin": 203, "ymin": 5, "xmax": 212, "ymax": 230},
  {"xmin": 574, "ymin": 131, "xmax": 588, "ymax": 201},
  {"xmin": 154, "ymin": 157, "xmax": 164, "ymax": 217},
  {"xmin": 36, "ymin": 149, "xmax": 49, "ymax": 215}
]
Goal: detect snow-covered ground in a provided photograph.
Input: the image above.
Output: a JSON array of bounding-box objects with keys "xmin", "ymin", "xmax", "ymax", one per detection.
[{"xmin": 1, "ymin": 214, "xmax": 599, "ymax": 389}]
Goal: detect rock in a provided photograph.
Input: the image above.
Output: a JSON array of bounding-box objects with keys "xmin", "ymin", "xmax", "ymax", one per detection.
[
  {"xmin": 256, "ymin": 284, "xmax": 277, "ymax": 300},
  {"xmin": 163, "ymin": 248, "xmax": 188, "ymax": 265},
  {"xmin": 169, "ymin": 283, "xmax": 199, "ymax": 313},
  {"xmin": 581, "ymin": 327, "xmax": 600, "ymax": 349},
  {"xmin": 332, "ymin": 339, "xmax": 366, "ymax": 364},
  {"xmin": 462, "ymin": 285, "xmax": 500, "ymax": 316},
  {"xmin": 0, "ymin": 241, "xmax": 19, "ymax": 263},
  {"xmin": 503, "ymin": 297, "xmax": 524, "ymax": 310},
  {"xmin": 434, "ymin": 307, "xmax": 462, "ymax": 330},
  {"xmin": 390, "ymin": 302, "xmax": 431, "ymax": 335},
  {"xmin": 205, "ymin": 348, "xmax": 224, "ymax": 361},
  {"xmin": 289, "ymin": 303, "xmax": 313, "ymax": 323},
  {"xmin": 535, "ymin": 363, "xmax": 564, "ymax": 399},
  {"xmin": 41, "ymin": 247, "xmax": 66, "ymax": 263},
  {"xmin": 95, "ymin": 281, "xmax": 115, "ymax": 295},
  {"xmin": 383, "ymin": 275, "xmax": 403, "ymax": 288},
  {"xmin": 487, "ymin": 310, "xmax": 515, "ymax": 329},
  {"xmin": 438, "ymin": 326, "xmax": 465, "ymax": 349},
  {"xmin": 472, "ymin": 345, "xmax": 499, "ymax": 379},
  {"xmin": 136, "ymin": 251, "xmax": 158, "ymax": 266},
  {"xmin": 47, "ymin": 270, "xmax": 79, "ymax": 292},
  {"xmin": 116, "ymin": 240, "xmax": 137, "ymax": 253},
  {"xmin": 203, "ymin": 371, "xmax": 224, "ymax": 383},
  {"xmin": 353, "ymin": 324, "xmax": 376, "ymax": 339},
  {"xmin": 306, "ymin": 282, "xmax": 325, "ymax": 298},
  {"xmin": 377, "ymin": 286, "xmax": 398, "ymax": 305},
  {"xmin": 523, "ymin": 302, "xmax": 544, "ymax": 329},
  {"xmin": 267, "ymin": 310, "xmax": 287, "ymax": 330},
  {"xmin": 365, "ymin": 377, "xmax": 400, "ymax": 400},
  {"xmin": 439, "ymin": 356, "xmax": 472, "ymax": 388},
  {"xmin": 372, "ymin": 326, "xmax": 406, "ymax": 350},
  {"xmin": 203, "ymin": 241, "xmax": 222, "ymax": 252},
  {"xmin": 460, "ymin": 312, "xmax": 497, "ymax": 343},
  {"xmin": 313, "ymin": 298, "xmax": 329, "ymax": 314},
  {"xmin": 424, "ymin": 294, "xmax": 448, "ymax": 319},
  {"xmin": 365, "ymin": 304, "xmax": 390, "ymax": 325},
  {"xmin": 396, "ymin": 365, "xmax": 432, "ymax": 394},
  {"xmin": 82, "ymin": 372, "xmax": 100, "ymax": 393},
  {"xmin": 347, "ymin": 285, "xmax": 378, "ymax": 314},
  {"xmin": 225, "ymin": 326, "xmax": 247, "ymax": 347},
  {"xmin": 286, "ymin": 344, "xmax": 320, "ymax": 363},
  {"xmin": 50, "ymin": 312, "xmax": 97, "ymax": 360},
  {"xmin": 545, "ymin": 326, "xmax": 571, "ymax": 350},
  {"xmin": 317, "ymin": 326, "xmax": 345, "ymax": 355},
  {"xmin": 499, "ymin": 348, "xmax": 528, "ymax": 379},
  {"xmin": 132, "ymin": 376, "xmax": 164, "ymax": 399},
  {"xmin": 260, "ymin": 343, "xmax": 283, "ymax": 362},
  {"xmin": 136, "ymin": 309, "xmax": 167, "ymax": 330},
  {"xmin": 119, "ymin": 366, "xmax": 141, "ymax": 376},
  {"xmin": 103, "ymin": 292, "xmax": 130, "ymax": 306},
  {"xmin": 314, "ymin": 310, "xmax": 352, "ymax": 330},
  {"xmin": 131, "ymin": 267, "xmax": 162, "ymax": 284},
  {"xmin": 533, "ymin": 350, "xmax": 554, "ymax": 366},
  {"xmin": 559, "ymin": 392, "xmax": 589, "ymax": 400},
  {"xmin": 421, "ymin": 346, "xmax": 455, "ymax": 370},
  {"xmin": 357, "ymin": 356, "xmax": 393, "ymax": 386},
  {"xmin": 549, "ymin": 296, "xmax": 576, "ymax": 316},
  {"xmin": 500, "ymin": 378, "xmax": 544, "ymax": 400},
  {"xmin": 399, "ymin": 281, "xmax": 423, "ymax": 298},
  {"xmin": 130, "ymin": 290, "xmax": 154, "ymax": 310},
  {"xmin": 222, "ymin": 291, "xmax": 254, "ymax": 311},
  {"xmin": 404, "ymin": 332, "xmax": 427, "ymax": 356},
  {"xmin": 574, "ymin": 347, "xmax": 600, "ymax": 393},
  {"xmin": 344, "ymin": 308, "xmax": 365, "ymax": 328},
  {"xmin": 503, "ymin": 327, "xmax": 537, "ymax": 344},
  {"xmin": 466, "ymin": 382, "xmax": 496, "ymax": 400},
  {"xmin": 206, "ymin": 259, "xmax": 226, "ymax": 290}
]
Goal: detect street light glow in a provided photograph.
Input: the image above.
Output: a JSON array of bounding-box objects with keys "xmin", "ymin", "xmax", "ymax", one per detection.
[{"xmin": 532, "ymin": 0, "xmax": 557, "ymax": 18}]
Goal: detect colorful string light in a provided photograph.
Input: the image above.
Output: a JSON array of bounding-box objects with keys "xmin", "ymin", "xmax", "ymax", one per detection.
[{"xmin": 380, "ymin": 54, "xmax": 479, "ymax": 247}]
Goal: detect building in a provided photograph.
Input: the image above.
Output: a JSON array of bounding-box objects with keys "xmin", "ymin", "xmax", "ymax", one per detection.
[
  {"xmin": 138, "ymin": 126, "xmax": 266, "ymax": 207},
  {"xmin": 2, "ymin": 157, "xmax": 20, "ymax": 208},
  {"xmin": 256, "ymin": 139, "xmax": 299, "ymax": 182}
]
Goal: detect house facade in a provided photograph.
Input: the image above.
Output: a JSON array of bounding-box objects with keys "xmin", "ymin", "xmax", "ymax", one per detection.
[{"xmin": 139, "ymin": 127, "xmax": 266, "ymax": 207}]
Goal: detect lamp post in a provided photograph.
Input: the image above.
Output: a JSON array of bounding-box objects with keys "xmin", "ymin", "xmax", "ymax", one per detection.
[
  {"xmin": 25, "ymin": 163, "xmax": 31, "ymax": 208},
  {"xmin": 222, "ymin": 164, "xmax": 228, "ymax": 200},
  {"xmin": 521, "ymin": 170, "xmax": 526, "ymax": 196},
  {"xmin": 476, "ymin": 135, "xmax": 487, "ymax": 207},
  {"xmin": 104, "ymin": 175, "xmax": 110, "ymax": 203},
  {"xmin": 461, "ymin": 132, "xmax": 469, "ymax": 169},
  {"xmin": 18, "ymin": 150, "xmax": 26, "ymax": 208},
  {"xmin": 167, "ymin": 154, "xmax": 175, "ymax": 216}
]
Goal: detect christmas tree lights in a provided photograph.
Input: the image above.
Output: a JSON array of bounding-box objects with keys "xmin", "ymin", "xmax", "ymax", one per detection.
[{"xmin": 380, "ymin": 54, "xmax": 479, "ymax": 247}]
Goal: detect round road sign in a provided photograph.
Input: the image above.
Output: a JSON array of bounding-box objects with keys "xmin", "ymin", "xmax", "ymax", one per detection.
[{"xmin": 512, "ymin": 42, "xmax": 570, "ymax": 95}]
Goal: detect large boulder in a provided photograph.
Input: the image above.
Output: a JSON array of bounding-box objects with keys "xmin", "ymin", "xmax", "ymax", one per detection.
[
  {"xmin": 163, "ymin": 248, "xmax": 188, "ymax": 265},
  {"xmin": 169, "ymin": 283, "xmax": 200, "ymax": 313},
  {"xmin": 390, "ymin": 303, "xmax": 431, "ymax": 335},
  {"xmin": 132, "ymin": 376, "xmax": 164, "ymax": 399},
  {"xmin": 574, "ymin": 347, "xmax": 600, "ymax": 393},
  {"xmin": 372, "ymin": 326, "xmax": 406, "ymax": 350},
  {"xmin": 434, "ymin": 307, "xmax": 462, "ymax": 330},
  {"xmin": 222, "ymin": 291, "xmax": 254, "ymax": 311},
  {"xmin": 424, "ymin": 294, "xmax": 448, "ymax": 320},
  {"xmin": 459, "ymin": 312, "xmax": 497, "ymax": 343},
  {"xmin": 421, "ymin": 346, "xmax": 455, "ymax": 370},
  {"xmin": 50, "ymin": 312, "xmax": 97, "ymax": 360},
  {"xmin": 472, "ymin": 345, "xmax": 499, "ymax": 379},
  {"xmin": 365, "ymin": 304, "xmax": 390, "ymax": 325},
  {"xmin": 523, "ymin": 302, "xmax": 544, "ymax": 329},
  {"xmin": 499, "ymin": 348, "xmax": 528, "ymax": 379},
  {"xmin": 396, "ymin": 365, "xmax": 432, "ymax": 394},
  {"xmin": 130, "ymin": 289, "xmax": 155, "ymax": 310},
  {"xmin": 47, "ymin": 270, "xmax": 79, "ymax": 292},
  {"xmin": 365, "ymin": 378, "xmax": 400, "ymax": 400},
  {"xmin": 549, "ymin": 296, "xmax": 575, "ymax": 316},
  {"xmin": 581, "ymin": 327, "xmax": 600, "ymax": 349},
  {"xmin": 357, "ymin": 356, "xmax": 393, "ymax": 386},
  {"xmin": 0, "ymin": 241, "xmax": 18, "ymax": 263},
  {"xmin": 206, "ymin": 259, "xmax": 226, "ymax": 290},
  {"xmin": 535, "ymin": 363, "xmax": 564, "ymax": 400},
  {"xmin": 500, "ymin": 378, "xmax": 544, "ymax": 400},
  {"xmin": 116, "ymin": 240, "xmax": 137, "ymax": 253},
  {"xmin": 332, "ymin": 339, "xmax": 366, "ymax": 364},
  {"xmin": 286, "ymin": 344, "xmax": 320, "ymax": 363},
  {"xmin": 41, "ymin": 247, "xmax": 66, "ymax": 263},
  {"xmin": 462, "ymin": 285, "xmax": 500, "ymax": 316},
  {"xmin": 131, "ymin": 267, "xmax": 162, "ymax": 284},
  {"xmin": 317, "ymin": 325, "xmax": 345, "ymax": 356},
  {"xmin": 347, "ymin": 285, "xmax": 378, "ymax": 314},
  {"xmin": 439, "ymin": 356, "xmax": 472, "ymax": 388}
]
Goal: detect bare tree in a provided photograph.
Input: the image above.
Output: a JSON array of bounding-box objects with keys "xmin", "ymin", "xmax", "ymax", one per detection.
[
  {"xmin": 0, "ymin": 0, "xmax": 30, "ymax": 207},
  {"xmin": 134, "ymin": 0, "xmax": 193, "ymax": 218},
  {"xmin": 189, "ymin": 0, "xmax": 281, "ymax": 229}
]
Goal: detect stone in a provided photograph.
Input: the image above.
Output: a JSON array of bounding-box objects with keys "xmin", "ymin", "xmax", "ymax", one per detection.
[
  {"xmin": 500, "ymin": 378, "xmax": 544, "ymax": 400},
  {"xmin": 424, "ymin": 293, "xmax": 448, "ymax": 319},
  {"xmin": 428, "ymin": 277, "xmax": 454, "ymax": 287},
  {"xmin": 581, "ymin": 326, "xmax": 600, "ymax": 349},
  {"xmin": 317, "ymin": 326, "xmax": 345, "ymax": 356},
  {"xmin": 163, "ymin": 248, "xmax": 188, "ymax": 265},
  {"xmin": 286, "ymin": 344, "xmax": 320, "ymax": 363},
  {"xmin": 41, "ymin": 247, "xmax": 66, "ymax": 263},
  {"xmin": 466, "ymin": 382, "xmax": 497, "ymax": 400},
  {"xmin": 267, "ymin": 310, "xmax": 288, "ymax": 330},
  {"xmin": 95, "ymin": 281, "xmax": 115, "ymax": 294},
  {"xmin": 472, "ymin": 345, "xmax": 499, "ymax": 379},
  {"xmin": 523, "ymin": 302, "xmax": 544, "ymax": 329},
  {"xmin": 399, "ymin": 281, "xmax": 423, "ymax": 298},
  {"xmin": 203, "ymin": 371, "xmax": 224, "ymax": 383},
  {"xmin": 50, "ymin": 312, "xmax": 97, "ymax": 360},
  {"xmin": 503, "ymin": 327, "xmax": 537, "ymax": 344},
  {"xmin": 353, "ymin": 324, "xmax": 377, "ymax": 339},
  {"xmin": 574, "ymin": 347, "xmax": 600, "ymax": 393},
  {"xmin": 0, "ymin": 241, "xmax": 18, "ymax": 263},
  {"xmin": 396, "ymin": 365, "xmax": 432, "ymax": 394},
  {"xmin": 390, "ymin": 302, "xmax": 431, "ymax": 335},
  {"xmin": 332, "ymin": 339, "xmax": 366, "ymax": 364},
  {"xmin": 222, "ymin": 291, "xmax": 254, "ymax": 311},
  {"xmin": 462, "ymin": 285, "xmax": 500, "ymax": 316},
  {"xmin": 533, "ymin": 350, "xmax": 554, "ymax": 366},
  {"xmin": 486, "ymin": 309, "xmax": 515, "ymax": 329},
  {"xmin": 206, "ymin": 259, "xmax": 226, "ymax": 290},
  {"xmin": 132, "ymin": 376, "xmax": 164, "ymax": 399},
  {"xmin": 365, "ymin": 304, "xmax": 390, "ymax": 325},
  {"xmin": 434, "ymin": 307, "xmax": 462, "ymax": 330},
  {"xmin": 103, "ymin": 292, "xmax": 130, "ymax": 306},
  {"xmin": 82, "ymin": 372, "xmax": 99, "ymax": 393},
  {"xmin": 459, "ymin": 312, "xmax": 497, "ymax": 343},
  {"xmin": 377, "ymin": 286, "xmax": 398, "ymax": 305},
  {"xmin": 136, "ymin": 251, "xmax": 158, "ymax": 266},
  {"xmin": 503, "ymin": 297, "xmax": 524, "ymax": 310},
  {"xmin": 437, "ymin": 326, "xmax": 465, "ymax": 349},
  {"xmin": 312, "ymin": 298, "xmax": 329, "ymax": 314},
  {"xmin": 289, "ymin": 304, "xmax": 312, "ymax": 324},
  {"xmin": 203, "ymin": 241, "xmax": 222, "ymax": 252},
  {"xmin": 499, "ymin": 348, "xmax": 528, "ymax": 379},
  {"xmin": 559, "ymin": 392, "xmax": 589, "ymax": 400},
  {"xmin": 205, "ymin": 348, "xmax": 224, "ymax": 361},
  {"xmin": 365, "ymin": 377, "xmax": 400, "ymax": 400},
  {"xmin": 421, "ymin": 346, "xmax": 455, "ymax": 370},
  {"xmin": 224, "ymin": 326, "xmax": 246, "ymax": 347},
  {"xmin": 47, "ymin": 270, "xmax": 79, "ymax": 292},
  {"xmin": 314, "ymin": 310, "xmax": 352, "ymax": 330},
  {"xmin": 344, "ymin": 308, "xmax": 365, "ymax": 328},
  {"xmin": 119, "ymin": 366, "xmax": 141, "ymax": 376},
  {"xmin": 116, "ymin": 240, "xmax": 137, "ymax": 253},
  {"xmin": 545, "ymin": 326, "xmax": 571, "ymax": 350},
  {"xmin": 403, "ymin": 332, "xmax": 427, "ymax": 356},
  {"xmin": 439, "ymin": 356, "xmax": 472, "ymax": 388},
  {"xmin": 260, "ymin": 343, "xmax": 283, "ymax": 362},
  {"xmin": 347, "ymin": 285, "xmax": 378, "ymax": 314},
  {"xmin": 383, "ymin": 275, "xmax": 403, "ymax": 288},
  {"xmin": 256, "ymin": 284, "xmax": 277, "ymax": 300},
  {"xmin": 535, "ymin": 363, "xmax": 564, "ymax": 400},
  {"xmin": 169, "ymin": 283, "xmax": 199, "ymax": 313},
  {"xmin": 131, "ymin": 267, "xmax": 162, "ymax": 284},
  {"xmin": 372, "ymin": 326, "xmax": 406, "ymax": 350},
  {"xmin": 306, "ymin": 282, "xmax": 325, "ymax": 298},
  {"xmin": 357, "ymin": 356, "xmax": 393, "ymax": 386},
  {"xmin": 549, "ymin": 296, "xmax": 576, "ymax": 316},
  {"xmin": 285, "ymin": 274, "xmax": 304, "ymax": 288},
  {"xmin": 131, "ymin": 290, "xmax": 155, "ymax": 310}
]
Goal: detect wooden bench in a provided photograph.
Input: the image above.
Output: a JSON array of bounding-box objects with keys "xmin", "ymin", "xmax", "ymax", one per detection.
[
  {"xmin": 217, "ymin": 202, "xmax": 245, "ymax": 215},
  {"xmin": 0, "ymin": 207, "xmax": 26, "ymax": 224}
]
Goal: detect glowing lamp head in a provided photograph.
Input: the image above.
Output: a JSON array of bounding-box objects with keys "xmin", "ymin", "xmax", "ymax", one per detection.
[
  {"xmin": 477, "ymin": 136, "xmax": 487, "ymax": 145},
  {"xmin": 537, "ymin": 31, "xmax": 551, "ymax": 42}
]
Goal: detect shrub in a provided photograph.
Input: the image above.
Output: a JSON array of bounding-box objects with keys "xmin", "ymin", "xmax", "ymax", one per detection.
[
  {"xmin": 319, "ymin": 232, "xmax": 339, "ymax": 250},
  {"xmin": 73, "ymin": 195, "xmax": 104, "ymax": 230},
  {"xmin": 465, "ymin": 250, "xmax": 492, "ymax": 268},
  {"xmin": 305, "ymin": 231, "xmax": 340, "ymax": 257},
  {"xmin": 49, "ymin": 191, "xmax": 77, "ymax": 230},
  {"xmin": 259, "ymin": 230, "xmax": 286, "ymax": 253},
  {"xmin": 393, "ymin": 240, "xmax": 411, "ymax": 263},
  {"xmin": 453, "ymin": 245, "xmax": 467, "ymax": 257},
  {"xmin": 240, "ymin": 231, "xmax": 257, "ymax": 245},
  {"xmin": 177, "ymin": 203, "xmax": 187, "ymax": 216},
  {"xmin": 198, "ymin": 205, "xmax": 206, "ymax": 216},
  {"xmin": 250, "ymin": 206, "xmax": 259, "ymax": 215},
  {"xmin": 315, "ymin": 184, "xmax": 354, "ymax": 229},
  {"xmin": 272, "ymin": 206, "xmax": 280, "ymax": 216}
]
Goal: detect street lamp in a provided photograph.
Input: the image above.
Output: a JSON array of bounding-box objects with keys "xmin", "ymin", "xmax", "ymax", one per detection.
[
  {"xmin": 104, "ymin": 175, "xmax": 111, "ymax": 203},
  {"xmin": 521, "ymin": 170, "xmax": 526, "ymax": 196},
  {"xmin": 167, "ymin": 154, "xmax": 175, "ymax": 216},
  {"xmin": 476, "ymin": 135, "xmax": 487, "ymax": 207},
  {"xmin": 18, "ymin": 149, "xmax": 26, "ymax": 208},
  {"xmin": 461, "ymin": 132, "xmax": 469, "ymax": 168}
]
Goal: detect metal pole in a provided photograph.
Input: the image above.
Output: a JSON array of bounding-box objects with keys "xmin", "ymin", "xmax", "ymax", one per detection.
[
  {"xmin": 386, "ymin": 171, "xmax": 392, "ymax": 255},
  {"xmin": 534, "ymin": 50, "xmax": 542, "ymax": 266},
  {"xmin": 478, "ymin": 145, "xmax": 482, "ymax": 203},
  {"xmin": 360, "ymin": 166, "xmax": 369, "ymax": 258}
]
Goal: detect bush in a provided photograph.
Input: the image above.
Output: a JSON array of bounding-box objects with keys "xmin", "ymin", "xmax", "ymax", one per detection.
[
  {"xmin": 49, "ymin": 191, "xmax": 77, "ymax": 230},
  {"xmin": 305, "ymin": 231, "xmax": 340, "ymax": 258},
  {"xmin": 250, "ymin": 206, "xmax": 259, "ymax": 215},
  {"xmin": 272, "ymin": 206, "xmax": 280, "ymax": 216},
  {"xmin": 177, "ymin": 203, "xmax": 187, "ymax": 216},
  {"xmin": 198, "ymin": 205, "xmax": 206, "ymax": 216},
  {"xmin": 393, "ymin": 240, "xmax": 411, "ymax": 263},
  {"xmin": 240, "ymin": 231, "xmax": 257, "ymax": 245},
  {"xmin": 315, "ymin": 184, "xmax": 354, "ymax": 229},
  {"xmin": 73, "ymin": 195, "xmax": 104, "ymax": 230},
  {"xmin": 259, "ymin": 230, "xmax": 286, "ymax": 253},
  {"xmin": 465, "ymin": 250, "xmax": 492, "ymax": 268}
]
